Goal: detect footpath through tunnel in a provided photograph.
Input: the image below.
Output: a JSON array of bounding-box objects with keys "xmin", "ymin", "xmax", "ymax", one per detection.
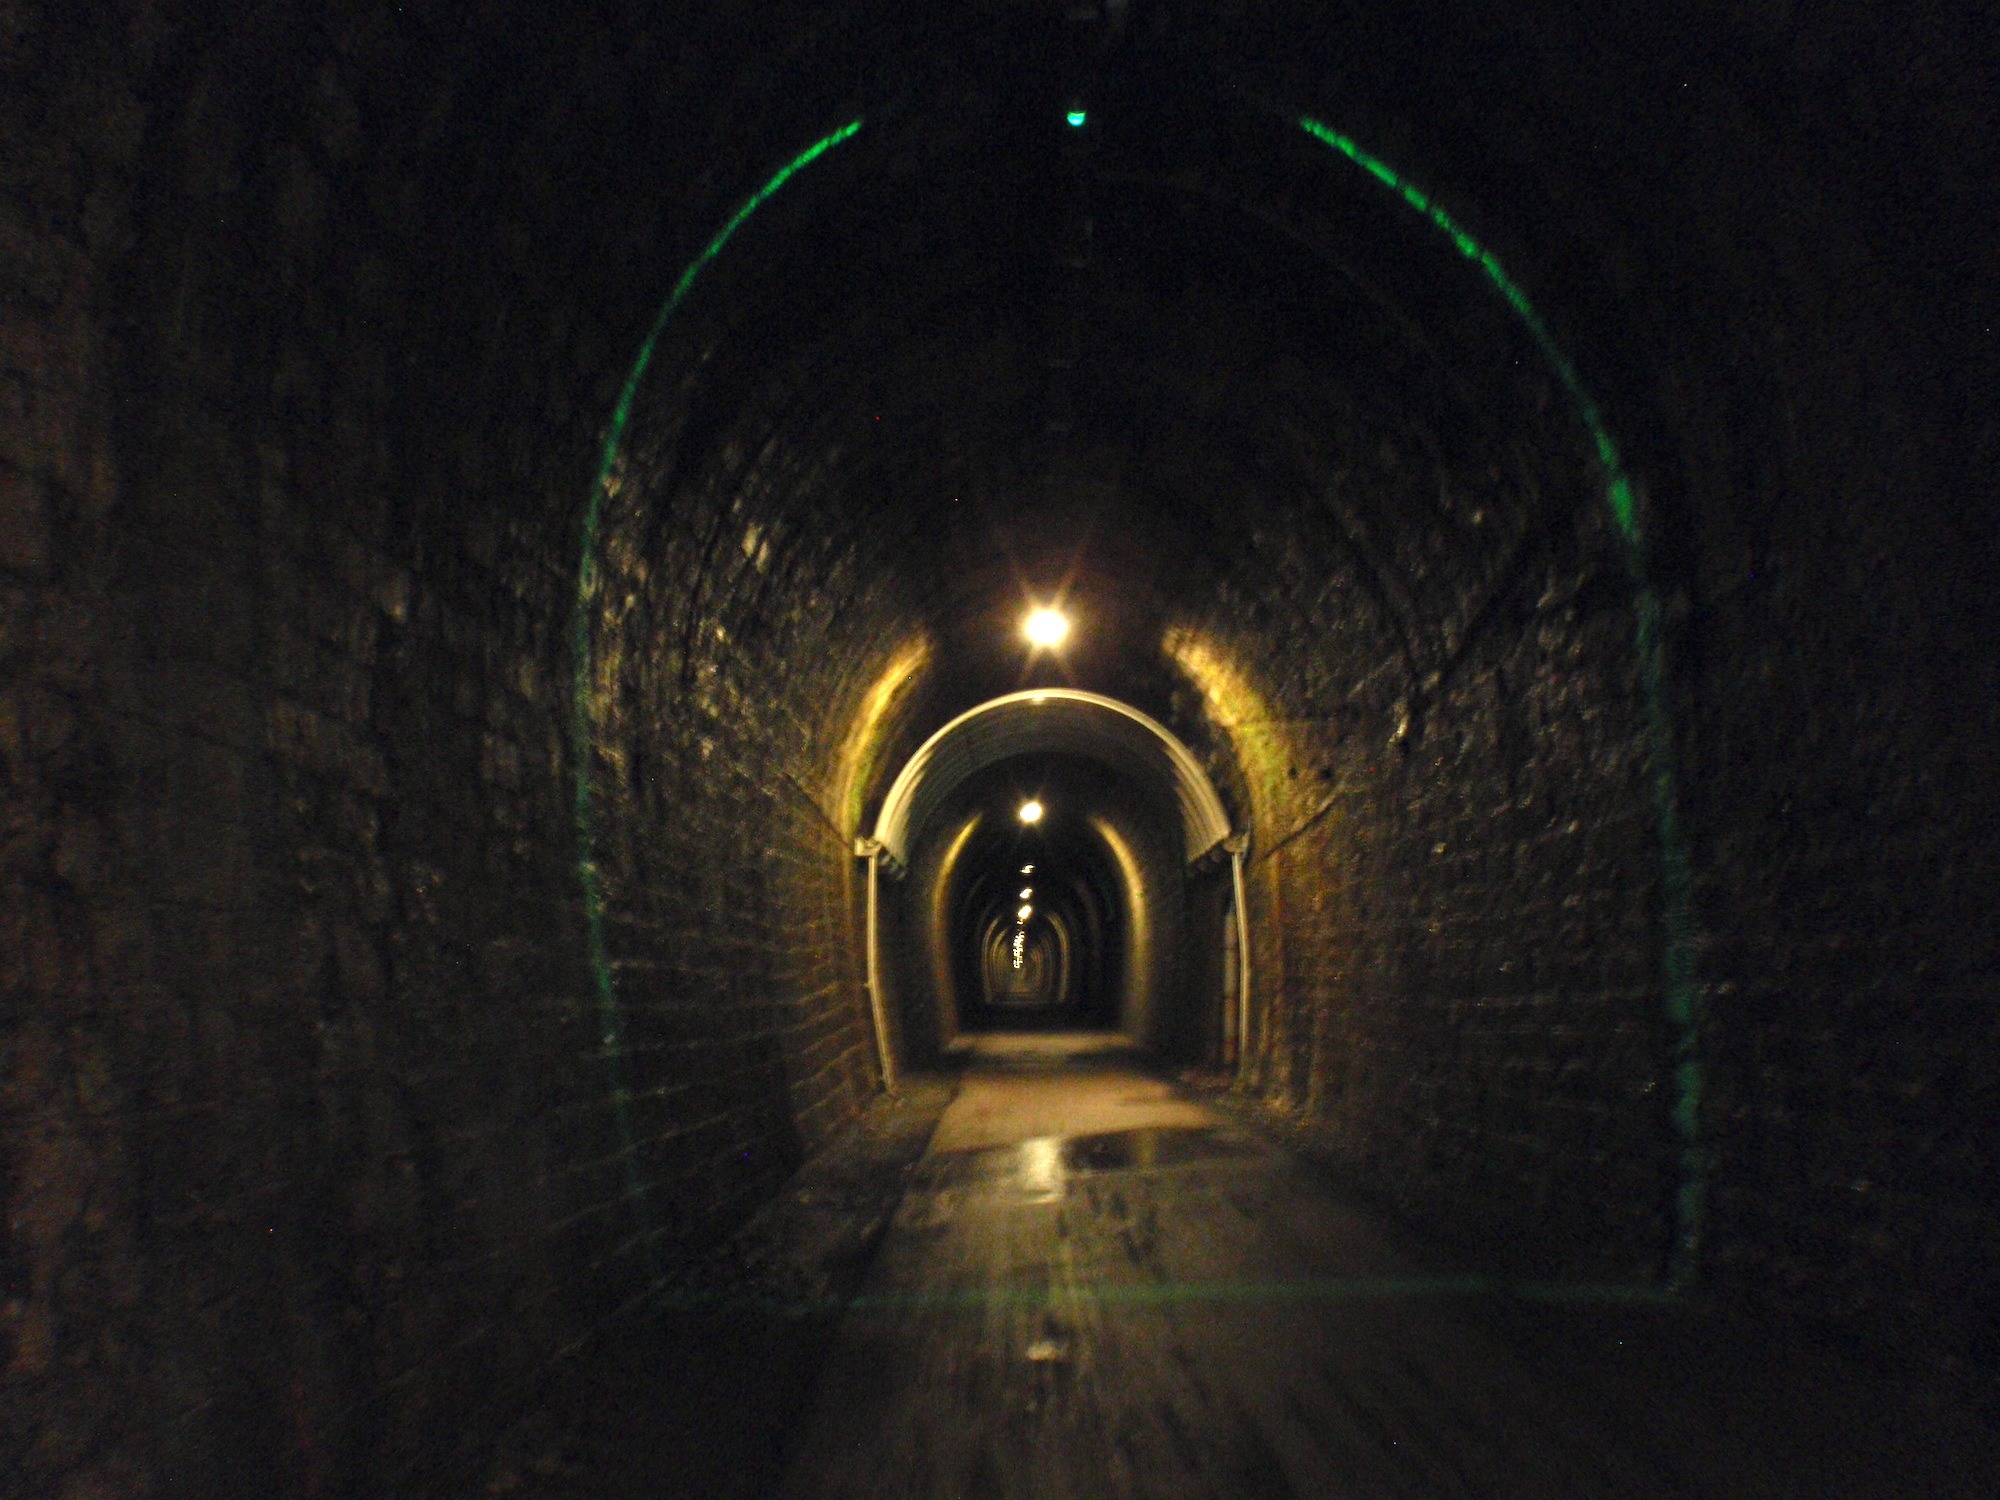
[{"xmin": 4, "ymin": 4, "xmax": 1998, "ymax": 1497}]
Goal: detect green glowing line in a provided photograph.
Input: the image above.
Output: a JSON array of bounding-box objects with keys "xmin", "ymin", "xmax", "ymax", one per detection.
[
  {"xmin": 565, "ymin": 109, "xmax": 1699, "ymax": 1304},
  {"xmin": 570, "ymin": 118, "xmax": 865, "ymax": 1304},
  {"xmin": 1298, "ymin": 115, "xmax": 1703, "ymax": 1288}
]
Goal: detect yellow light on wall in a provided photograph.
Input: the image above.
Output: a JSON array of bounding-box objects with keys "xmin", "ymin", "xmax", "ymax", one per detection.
[
  {"xmin": 1018, "ymin": 800, "xmax": 1044, "ymax": 824},
  {"xmin": 1022, "ymin": 607, "xmax": 1070, "ymax": 649},
  {"xmin": 835, "ymin": 635, "xmax": 932, "ymax": 833},
  {"xmin": 1163, "ymin": 623, "xmax": 1289, "ymax": 826}
]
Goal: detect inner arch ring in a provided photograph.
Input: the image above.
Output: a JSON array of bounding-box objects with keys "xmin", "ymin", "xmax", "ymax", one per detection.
[
  {"xmin": 869, "ymin": 689, "xmax": 1234, "ymax": 873},
  {"xmin": 565, "ymin": 99, "xmax": 1702, "ymax": 1290}
]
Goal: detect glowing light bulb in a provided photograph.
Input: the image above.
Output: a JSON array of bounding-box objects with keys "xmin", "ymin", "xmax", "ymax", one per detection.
[
  {"xmin": 1018, "ymin": 904, "xmax": 1033, "ymax": 921},
  {"xmin": 1019, "ymin": 887, "xmax": 1033, "ymax": 900},
  {"xmin": 1018, "ymin": 800, "xmax": 1044, "ymax": 824},
  {"xmin": 1022, "ymin": 608, "xmax": 1069, "ymax": 649},
  {"xmin": 1066, "ymin": 109, "xmax": 1087, "ymax": 128}
]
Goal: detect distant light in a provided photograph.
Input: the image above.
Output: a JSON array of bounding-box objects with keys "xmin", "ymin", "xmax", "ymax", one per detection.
[
  {"xmin": 1018, "ymin": 904, "xmax": 1033, "ymax": 921},
  {"xmin": 1021, "ymin": 864, "xmax": 1034, "ymax": 875},
  {"xmin": 1022, "ymin": 607, "xmax": 1070, "ymax": 649},
  {"xmin": 1066, "ymin": 109, "xmax": 1087, "ymax": 128},
  {"xmin": 1018, "ymin": 800, "xmax": 1044, "ymax": 824},
  {"xmin": 1019, "ymin": 887, "xmax": 1033, "ymax": 900}
]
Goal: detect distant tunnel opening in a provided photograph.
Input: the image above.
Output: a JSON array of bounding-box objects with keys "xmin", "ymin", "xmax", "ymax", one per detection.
[
  {"xmin": 955, "ymin": 767, "xmax": 1122, "ymax": 1029},
  {"xmin": 872, "ymin": 695, "xmax": 1234, "ymax": 1066}
]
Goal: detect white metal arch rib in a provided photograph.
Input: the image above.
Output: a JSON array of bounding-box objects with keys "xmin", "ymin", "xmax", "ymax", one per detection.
[{"xmin": 868, "ymin": 689, "xmax": 1233, "ymax": 872}]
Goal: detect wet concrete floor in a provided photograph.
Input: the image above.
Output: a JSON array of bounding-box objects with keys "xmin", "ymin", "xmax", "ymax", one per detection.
[{"xmin": 774, "ymin": 1034, "xmax": 1999, "ymax": 1498}]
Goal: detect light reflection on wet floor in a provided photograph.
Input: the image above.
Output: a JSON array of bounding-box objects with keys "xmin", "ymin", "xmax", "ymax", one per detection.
[
  {"xmin": 776, "ymin": 1034, "xmax": 2000, "ymax": 1499},
  {"xmin": 927, "ymin": 1126, "xmax": 1263, "ymax": 1194}
]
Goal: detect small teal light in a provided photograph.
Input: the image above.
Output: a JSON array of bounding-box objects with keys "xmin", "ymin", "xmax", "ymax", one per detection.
[{"xmin": 1066, "ymin": 109, "xmax": 1087, "ymax": 128}]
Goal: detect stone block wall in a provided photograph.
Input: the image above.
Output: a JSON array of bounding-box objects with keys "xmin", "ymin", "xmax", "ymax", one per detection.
[
  {"xmin": 3, "ymin": 6, "xmax": 1996, "ymax": 1496},
  {"xmin": 1159, "ymin": 413, "xmax": 1674, "ymax": 1281},
  {"xmin": 0, "ymin": 5, "xmax": 925, "ymax": 1494},
  {"xmin": 1157, "ymin": 0, "xmax": 2000, "ymax": 1387}
]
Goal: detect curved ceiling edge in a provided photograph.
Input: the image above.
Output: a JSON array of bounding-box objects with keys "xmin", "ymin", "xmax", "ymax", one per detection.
[{"xmin": 869, "ymin": 689, "xmax": 1232, "ymax": 871}]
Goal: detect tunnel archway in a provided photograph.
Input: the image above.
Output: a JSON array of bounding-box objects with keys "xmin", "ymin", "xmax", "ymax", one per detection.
[
  {"xmin": 868, "ymin": 688, "xmax": 1233, "ymax": 870},
  {"xmin": 864, "ymin": 691, "xmax": 1241, "ymax": 1065},
  {"xmin": 11, "ymin": 8, "xmax": 1997, "ymax": 1495},
  {"xmin": 564, "ymin": 72, "xmax": 1713, "ymax": 1288}
]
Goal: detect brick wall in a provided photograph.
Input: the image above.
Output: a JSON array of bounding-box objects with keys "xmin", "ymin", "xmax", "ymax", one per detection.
[
  {"xmin": 1, "ymin": 5, "xmax": 928, "ymax": 1494},
  {"xmin": 1149, "ymin": 337, "xmax": 1675, "ymax": 1280},
  {"xmin": 1148, "ymin": 0, "xmax": 2000, "ymax": 1387},
  {"xmin": 3, "ymin": 5, "xmax": 1996, "ymax": 1496}
]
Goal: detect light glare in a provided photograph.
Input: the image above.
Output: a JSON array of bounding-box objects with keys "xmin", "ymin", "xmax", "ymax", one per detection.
[
  {"xmin": 1022, "ymin": 608, "xmax": 1070, "ymax": 649},
  {"xmin": 1018, "ymin": 800, "xmax": 1044, "ymax": 824}
]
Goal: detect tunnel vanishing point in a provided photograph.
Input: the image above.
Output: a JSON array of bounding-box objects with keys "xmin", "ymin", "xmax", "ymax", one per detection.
[{"xmin": 3, "ymin": 3, "xmax": 1998, "ymax": 1496}]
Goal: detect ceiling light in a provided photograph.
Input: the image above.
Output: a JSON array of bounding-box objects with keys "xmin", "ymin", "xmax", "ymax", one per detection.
[
  {"xmin": 1018, "ymin": 800, "xmax": 1044, "ymax": 824},
  {"xmin": 1022, "ymin": 607, "xmax": 1069, "ymax": 649}
]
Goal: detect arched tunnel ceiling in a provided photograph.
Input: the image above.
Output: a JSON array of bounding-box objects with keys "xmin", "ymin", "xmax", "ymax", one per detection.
[
  {"xmin": 579, "ymin": 23, "xmax": 1701, "ymax": 1271},
  {"xmin": 6, "ymin": 4, "xmax": 1997, "ymax": 1494},
  {"xmin": 603, "ymin": 59, "xmax": 1604, "ymax": 724},
  {"xmin": 871, "ymin": 689, "xmax": 1232, "ymax": 870}
]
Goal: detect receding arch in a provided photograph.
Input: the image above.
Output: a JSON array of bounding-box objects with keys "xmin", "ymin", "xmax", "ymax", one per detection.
[
  {"xmin": 568, "ymin": 98, "xmax": 1700, "ymax": 1285},
  {"xmin": 868, "ymin": 689, "xmax": 1233, "ymax": 872}
]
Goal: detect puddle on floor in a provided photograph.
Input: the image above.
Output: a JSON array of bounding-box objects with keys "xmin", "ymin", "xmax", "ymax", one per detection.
[
  {"xmin": 1063, "ymin": 1126, "xmax": 1258, "ymax": 1171},
  {"xmin": 925, "ymin": 1127, "xmax": 1263, "ymax": 1194}
]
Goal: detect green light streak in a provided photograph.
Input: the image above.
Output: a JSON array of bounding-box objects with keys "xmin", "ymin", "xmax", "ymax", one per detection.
[
  {"xmin": 564, "ymin": 108, "xmax": 1700, "ymax": 1306},
  {"xmin": 1298, "ymin": 115, "xmax": 1703, "ymax": 1288},
  {"xmin": 570, "ymin": 118, "xmax": 866, "ymax": 1304}
]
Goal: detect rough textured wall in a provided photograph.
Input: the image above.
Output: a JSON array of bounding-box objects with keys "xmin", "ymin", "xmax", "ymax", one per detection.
[
  {"xmin": 1155, "ymin": 0, "xmax": 2000, "ymax": 1384},
  {"xmin": 588, "ymin": 336, "xmax": 931, "ymax": 1223},
  {"xmin": 1156, "ymin": 360, "xmax": 1672, "ymax": 1281},
  {"xmin": 0, "ymin": 5, "xmax": 920, "ymax": 1495},
  {"xmin": 3, "ymin": 4, "xmax": 1995, "ymax": 1496},
  {"xmin": 3, "ymin": 6, "xmax": 152, "ymax": 1495},
  {"xmin": 1650, "ymin": 118, "xmax": 2000, "ymax": 1390},
  {"xmin": 1244, "ymin": 532, "xmax": 1668, "ymax": 1283},
  {"xmin": 1431, "ymin": 5, "xmax": 2000, "ymax": 1384}
]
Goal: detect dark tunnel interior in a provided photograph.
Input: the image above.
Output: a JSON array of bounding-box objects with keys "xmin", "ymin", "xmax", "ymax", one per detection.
[
  {"xmin": 4, "ymin": 2, "xmax": 1999, "ymax": 1495},
  {"xmin": 942, "ymin": 760, "xmax": 1133, "ymax": 1034}
]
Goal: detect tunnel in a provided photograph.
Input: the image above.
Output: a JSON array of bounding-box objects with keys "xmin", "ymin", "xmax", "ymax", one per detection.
[
  {"xmin": 3, "ymin": 3, "xmax": 1997, "ymax": 1495},
  {"xmin": 869, "ymin": 688, "xmax": 1233, "ymax": 1063}
]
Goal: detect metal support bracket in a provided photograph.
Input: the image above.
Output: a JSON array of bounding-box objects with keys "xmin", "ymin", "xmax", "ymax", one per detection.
[
  {"xmin": 854, "ymin": 839, "xmax": 898, "ymax": 1095},
  {"xmin": 1224, "ymin": 833, "xmax": 1252, "ymax": 1080}
]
